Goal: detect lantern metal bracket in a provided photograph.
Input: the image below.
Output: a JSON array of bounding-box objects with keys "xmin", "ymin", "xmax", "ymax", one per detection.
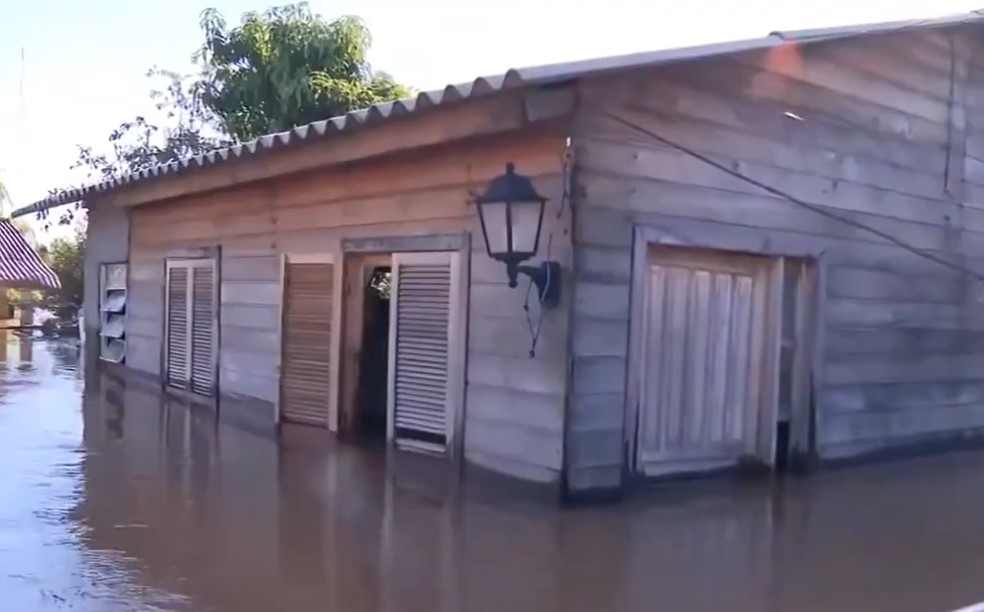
[{"xmin": 508, "ymin": 261, "xmax": 562, "ymax": 309}]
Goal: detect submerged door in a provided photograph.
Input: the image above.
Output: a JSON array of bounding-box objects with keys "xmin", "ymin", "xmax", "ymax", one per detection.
[
  {"xmin": 635, "ymin": 247, "xmax": 779, "ymax": 476},
  {"xmin": 387, "ymin": 251, "xmax": 466, "ymax": 455},
  {"xmin": 165, "ymin": 258, "xmax": 217, "ymax": 397},
  {"xmin": 279, "ymin": 254, "xmax": 336, "ymax": 428}
]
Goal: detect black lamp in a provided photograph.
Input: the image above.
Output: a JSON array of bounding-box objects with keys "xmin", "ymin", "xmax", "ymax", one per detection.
[{"xmin": 472, "ymin": 163, "xmax": 561, "ymax": 308}]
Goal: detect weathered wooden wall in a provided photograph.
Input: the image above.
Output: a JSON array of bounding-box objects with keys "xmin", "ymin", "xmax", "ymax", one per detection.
[
  {"xmin": 124, "ymin": 129, "xmax": 571, "ymax": 485},
  {"xmin": 569, "ymin": 26, "xmax": 984, "ymax": 492}
]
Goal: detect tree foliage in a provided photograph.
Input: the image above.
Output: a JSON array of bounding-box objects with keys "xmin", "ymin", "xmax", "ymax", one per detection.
[
  {"xmin": 49, "ymin": 2, "xmax": 408, "ymax": 228},
  {"xmin": 74, "ymin": 69, "xmax": 230, "ymax": 181},
  {"xmin": 43, "ymin": 69, "xmax": 232, "ymax": 228},
  {"xmin": 198, "ymin": 3, "xmax": 409, "ymax": 140},
  {"xmin": 39, "ymin": 229, "xmax": 85, "ymax": 318}
]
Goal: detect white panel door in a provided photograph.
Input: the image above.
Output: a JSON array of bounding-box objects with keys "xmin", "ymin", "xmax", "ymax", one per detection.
[
  {"xmin": 636, "ymin": 248, "xmax": 778, "ymax": 476},
  {"xmin": 387, "ymin": 251, "xmax": 465, "ymax": 455}
]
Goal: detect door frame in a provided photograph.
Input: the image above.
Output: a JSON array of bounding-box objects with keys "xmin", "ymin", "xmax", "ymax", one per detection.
[
  {"xmin": 340, "ymin": 232, "xmax": 470, "ymax": 460},
  {"xmin": 625, "ymin": 225, "xmax": 826, "ymax": 475},
  {"xmin": 276, "ymin": 252, "xmax": 343, "ymax": 430}
]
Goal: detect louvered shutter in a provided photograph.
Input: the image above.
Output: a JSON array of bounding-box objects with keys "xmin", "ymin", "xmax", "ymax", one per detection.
[
  {"xmin": 279, "ymin": 256, "xmax": 334, "ymax": 427},
  {"xmin": 165, "ymin": 258, "xmax": 217, "ymax": 397},
  {"xmin": 387, "ymin": 252, "xmax": 465, "ymax": 454},
  {"xmin": 166, "ymin": 265, "xmax": 190, "ymax": 389},
  {"xmin": 190, "ymin": 262, "xmax": 216, "ymax": 396}
]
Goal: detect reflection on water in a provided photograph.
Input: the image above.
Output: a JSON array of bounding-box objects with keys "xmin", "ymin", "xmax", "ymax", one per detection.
[{"xmin": 2, "ymin": 334, "xmax": 984, "ymax": 610}]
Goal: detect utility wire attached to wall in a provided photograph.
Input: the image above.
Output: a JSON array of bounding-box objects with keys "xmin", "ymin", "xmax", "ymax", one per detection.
[
  {"xmin": 523, "ymin": 233, "xmax": 551, "ymax": 357},
  {"xmin": 522, "ymin": 142, "xmax": 573, "ymax": 358},
  {"xmin": 601, "ymin": 109, "xmax": 984, "ymax": 286}
]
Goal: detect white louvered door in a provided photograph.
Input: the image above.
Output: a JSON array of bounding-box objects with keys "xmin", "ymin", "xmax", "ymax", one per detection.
[
  {"xmin": 387, "ymin": 251, "xmax": 465, "ymax": 455},
  {"xmin": 165, "ymin": 259, "xmax": 217, "ymax": 397},
  {"xmin": 279, "ymin": 254, "xmax": 335, "ymax": 427},
  {"xmin": 166, "ymin": 265, "xmax": 190, "ymax": 389},
  {"xmin": 190, "ymin": 263, "xmax": 217, "ymax": 396}
]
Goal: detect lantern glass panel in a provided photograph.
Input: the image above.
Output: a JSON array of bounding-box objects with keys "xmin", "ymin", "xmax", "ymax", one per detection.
[
  {"xmin": 510, "ymin": 201, "xmax": 542, "ymax": 255},
  {"xmin": 480, "ymin": 200, "xmax": 509, "ymax": 255}
]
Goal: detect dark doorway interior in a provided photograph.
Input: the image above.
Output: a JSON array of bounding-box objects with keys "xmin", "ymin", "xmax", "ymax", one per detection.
[
  {"xmin": 356, "ymin": 266, "xmax": 392, "ymax": 441},
  {"xmin": 774, "ymin": 421, "xmax": 791, "ymax": 472},
  {"xmin": 775, "ymin": 259, "xmax": 802, "ymax": 473}
]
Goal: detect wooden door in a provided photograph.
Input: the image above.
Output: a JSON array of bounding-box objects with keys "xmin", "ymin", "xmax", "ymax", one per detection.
[
  {"xmin": 635, "ymin": 247, "xmax": 779, "ymax": 476},
  {"xmin": 387, "ymin": 251, "xmax": 466, "ymax": 455},
  {"xmin": 279, "ymin": 254, "xmax": 336, "ymax": 427}
]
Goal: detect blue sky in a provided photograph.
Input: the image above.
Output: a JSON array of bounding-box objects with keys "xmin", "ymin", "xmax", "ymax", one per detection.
[{"xmin": 1, "ymin": 0, "xmax": 981, "ymax": 236}]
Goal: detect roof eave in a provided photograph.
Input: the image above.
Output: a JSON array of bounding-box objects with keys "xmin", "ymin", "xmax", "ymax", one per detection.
[{"xmin": 15, "ymin": 9, "xmax": 984, "ymax": 218}]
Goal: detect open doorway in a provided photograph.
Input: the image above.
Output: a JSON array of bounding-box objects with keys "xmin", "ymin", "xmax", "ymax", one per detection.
[
  {"xmin": 340, "ymin": 254, "xmax": 393, "ymax": 443},
  {"xmin": 774, "ymin": 257, "xmax": 817, "ymax": 473},
  {"xmin": 355, "ymin": 266, "xmax": 391, "ymax": 441}
]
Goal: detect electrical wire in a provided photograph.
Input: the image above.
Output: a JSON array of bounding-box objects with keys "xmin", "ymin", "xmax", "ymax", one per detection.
[
  {"xmin": 601, "ymin": 109, "xmax": 984, "ymax": 285},
  {"xmin": 523, "ymin": 233, "xmax": 551, "ymax": 357},
  {"xmin": 522, "ymin": 144, "xmax": 572, "ymax": 357}
]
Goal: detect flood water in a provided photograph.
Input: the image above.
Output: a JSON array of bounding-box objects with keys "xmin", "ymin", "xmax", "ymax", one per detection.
[{"xmin": 3, "ymin": 335, "xmax": 984, "ymax": 611}]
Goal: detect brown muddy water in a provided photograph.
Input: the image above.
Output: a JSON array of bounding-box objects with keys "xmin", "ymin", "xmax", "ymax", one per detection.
[{"xmin": 3, "ymin": 335, "xmax": 984, "ymax": 611}]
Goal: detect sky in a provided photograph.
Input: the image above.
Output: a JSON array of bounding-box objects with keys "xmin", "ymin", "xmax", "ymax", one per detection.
[{"xmin": 1, "ymin": 0, "xmax": 982, "ymax": 238}]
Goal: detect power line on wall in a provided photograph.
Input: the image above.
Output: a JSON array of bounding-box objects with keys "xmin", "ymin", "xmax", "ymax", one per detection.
[{"xmin": 600, "ymin": 109, "xmax": 984, "ymax": 287}]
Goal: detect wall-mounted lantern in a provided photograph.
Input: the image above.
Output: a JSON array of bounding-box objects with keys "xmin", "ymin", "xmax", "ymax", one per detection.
[{"xmin": 472, "ymin": 163, "xmax": 561, "ymax": 308}]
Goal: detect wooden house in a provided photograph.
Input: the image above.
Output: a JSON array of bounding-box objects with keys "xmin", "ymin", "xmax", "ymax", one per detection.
[{"xmin": 20, "ymin": 11, "xmax": 984, "ymax": 501}]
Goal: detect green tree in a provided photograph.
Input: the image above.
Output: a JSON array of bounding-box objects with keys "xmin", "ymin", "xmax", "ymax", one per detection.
[
  {"xmin": 72, "ymin": 68, "xmax": 231, "ymax": 181},
  {"xmin": 45, "ymin": 69, "xmax": 232, "ymax": 228},
  {"xmin": 54, "ymin": 3, "xmax": 408, "ymax": 227},
  {"xmin": 198, "ymin": 3, "xmax": 409, "ymax": 140},
  {"xmin": 39, "ymin": 230, "xmax": 85, "ymax": 318}
]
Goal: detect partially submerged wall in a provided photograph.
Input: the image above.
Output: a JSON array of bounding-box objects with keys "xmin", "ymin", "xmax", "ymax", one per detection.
[
  {"xmin": 123, "ymin": 127, "xmax": 572, "ymax": 487},
  {"xmin": 569, "ymin": 26, "xmax": 984, "ymax": 492}
]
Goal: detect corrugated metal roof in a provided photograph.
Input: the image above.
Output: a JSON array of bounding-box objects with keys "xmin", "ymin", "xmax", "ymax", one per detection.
[{"xmin": 14, "ymin": 9, "xmax": 984, "ymax": 219}]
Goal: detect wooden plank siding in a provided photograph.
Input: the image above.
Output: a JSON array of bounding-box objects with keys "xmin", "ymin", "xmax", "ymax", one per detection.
[
  {"xmin": 220, "ymin": 250, "xmax": 281, "ymax": 408},
  {"xmin": 568, "ymin": 27, "xmax": 984, "ymax": 490},
  {"xmin": 125, "ymin": 129, "xmax": 572, "ymax": 485},
  {"xmin": 126, "ymin": 249, "xmax": 164, "ymax": 376}
]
